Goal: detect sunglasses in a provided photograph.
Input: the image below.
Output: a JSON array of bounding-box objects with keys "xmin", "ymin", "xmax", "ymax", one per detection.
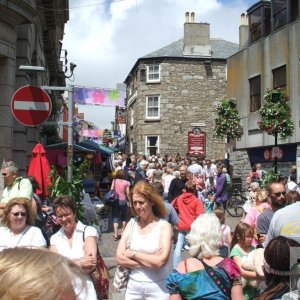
[
  {"xmin": 11, "ymin": 212, "xmax": 27, "ymax": 217},
  {"xmin": 1, "ymin": 173, "xmax": 8, "ymax": 177},
  {"xmin": 56, "ymin": 212, "xmax": 72, "ymax": 219},
  {"xmin": 272, "ymin": 191, "xmax": 286, "ymax": 197}
]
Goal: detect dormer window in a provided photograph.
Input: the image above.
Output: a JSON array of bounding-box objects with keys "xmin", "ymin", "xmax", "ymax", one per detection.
[
  {"xmin": 250, "ymin": 7, "xmax": 262, "ymax": 43},
  {"xmin": 247, "ymin": 1, "xmax": 271, "ymax": 44},
  {"xmin": 273, "ymin": 0, "xmax": 287, "ymax": 30},
  {"xmin": 291, "ymin": 0, "xmax": 299, "ymax": 22}
]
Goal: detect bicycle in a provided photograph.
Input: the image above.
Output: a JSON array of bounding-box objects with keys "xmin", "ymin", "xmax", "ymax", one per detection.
[{"xmin": 225, "ymin": 187, "xmax": 248, "ymax": 217}]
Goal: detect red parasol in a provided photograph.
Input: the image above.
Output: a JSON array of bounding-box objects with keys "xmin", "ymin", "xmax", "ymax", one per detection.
[{"xmin": 27, "ymin": 143, "xmax": 52, "ymax": 198}]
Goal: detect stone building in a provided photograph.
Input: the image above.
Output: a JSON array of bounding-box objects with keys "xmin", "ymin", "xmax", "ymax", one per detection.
[
  {"xmin": 227, "ymin": 0, "xmax": 300, "ymax": 181},
  {"xmin": 0, "ymin": 1, "xmax": 69, "ymax": 174},
  {"xmin": 124, "ymin": 13, "xmax": 239, "ymax": 158}
]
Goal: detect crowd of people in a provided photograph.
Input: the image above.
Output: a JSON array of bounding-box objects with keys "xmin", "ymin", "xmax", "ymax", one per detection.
[
  {"xmin": 1, "ymin": 155, "xmax": 300, "ymax": 299},
  {"xmin": 110, "ymin": 154, "xmax": 300, "ymax": 299}
]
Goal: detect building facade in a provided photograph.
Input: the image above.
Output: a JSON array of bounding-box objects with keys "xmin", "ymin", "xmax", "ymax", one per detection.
[
  {"xmin": 227, "ymin": 0, "xmax": 300, "ymax": 180},
  {"xmin": 0, "ymin": 0, "xmax": 68, "ymax": 174},
  {"xmin": 124, "ymin": 13, "xmax": 239, "ymax": 159}
]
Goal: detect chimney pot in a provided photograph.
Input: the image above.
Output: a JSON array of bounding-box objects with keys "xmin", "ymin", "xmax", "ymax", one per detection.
[
  {"xmin": 241, "ymin": 13, "xmax": 245, "ymax": 25},
  {"xmin": 185, "ymin": 12, "xmax": 190, "ymax": 23},
  {"xmin": 191, "ymin": 12, "xmax": 195, "ymax": 23}
]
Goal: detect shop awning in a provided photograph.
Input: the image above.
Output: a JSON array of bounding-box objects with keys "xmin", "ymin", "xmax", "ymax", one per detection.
[
  {"xmin": 78, "ymin": 140, "xmax": 114, "ymax": 157},
  {"xmin": 45, "ymin": 142, "xmax": 95, "ymax": 153}
]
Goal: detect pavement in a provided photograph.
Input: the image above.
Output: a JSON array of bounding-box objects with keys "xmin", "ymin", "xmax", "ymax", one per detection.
[{"xmin": 99, "ymin": 209, "xmax": 241, "ymax": 300}]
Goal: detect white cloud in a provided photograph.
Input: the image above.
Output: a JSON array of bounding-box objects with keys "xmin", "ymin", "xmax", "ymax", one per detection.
[{"xmin": 64, "ymin": 0, "xmax": 253, "ymax": 129}]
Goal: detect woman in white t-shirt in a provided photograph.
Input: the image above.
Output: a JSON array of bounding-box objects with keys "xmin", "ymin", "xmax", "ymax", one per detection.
[
  {"xmin": 50, "ymin": 195, "xmax": 98, "ymax": 300},
  {"xmin": 0, "ymin": 197, "xmax": 46, "ymax": 251}
]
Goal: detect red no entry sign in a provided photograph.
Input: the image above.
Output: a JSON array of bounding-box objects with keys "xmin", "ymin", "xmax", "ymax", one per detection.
[{"xmin": 11, "ymin": 85, "xmax": 52, "ymax": 126}]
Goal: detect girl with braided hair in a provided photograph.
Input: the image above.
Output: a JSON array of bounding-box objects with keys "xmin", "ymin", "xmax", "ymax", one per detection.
[{"xmin": 255, "ymin": 236, "xmax": 300, "ymax": 300}]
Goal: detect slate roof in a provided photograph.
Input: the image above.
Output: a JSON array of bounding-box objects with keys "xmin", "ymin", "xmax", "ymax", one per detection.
[{"xmin": 142, "ymin": 38, "xmax": 239, "ymax": 60}]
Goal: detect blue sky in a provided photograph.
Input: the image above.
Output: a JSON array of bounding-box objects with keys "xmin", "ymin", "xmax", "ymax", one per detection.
[{"xmin": 64, "ymin": 0, "xmax": 257, "ymax": 129}]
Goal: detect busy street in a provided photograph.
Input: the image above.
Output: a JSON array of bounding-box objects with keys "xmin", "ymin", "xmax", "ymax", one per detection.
[{"xmin": 1, "ymin": 0, "xmax": 300, "ymax": 299}]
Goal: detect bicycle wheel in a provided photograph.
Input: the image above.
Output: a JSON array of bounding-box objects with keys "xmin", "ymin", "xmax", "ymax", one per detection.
[{"xmin": 226, "ymin": 196, "xmax": 244, "ymax": 217}]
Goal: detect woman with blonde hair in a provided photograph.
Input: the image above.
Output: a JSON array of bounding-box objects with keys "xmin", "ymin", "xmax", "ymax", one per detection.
[
  {"xmin": 0, "ymin": 247, "xmax": 86, "ymax": 300},
  {"xmin": 166, "ymin": 214, "xmax": 243, "ymax": 299},
  {"xmin": 116, "ymin": 180, "xmax": 172, "ymax": 299},
  {"xmin": 0, "ymin": 197, "xmax": 46, "ymax": 251}
]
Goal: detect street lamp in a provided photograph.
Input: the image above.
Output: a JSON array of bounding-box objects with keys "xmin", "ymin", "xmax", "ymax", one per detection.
[
  {"xmin": 19, "ymin": 65, "xmax": 46, "ymax": 72},
  {"xmin": 19, "ymin": 65, "xmax": 46, "ymax": 85}
]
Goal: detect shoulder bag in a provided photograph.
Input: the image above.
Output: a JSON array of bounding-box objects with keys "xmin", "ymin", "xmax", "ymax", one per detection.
[
  {"xmin": 113, "ymin": 217, "xmax": 136, "ymax": 292},
  {"xmin": 200, "ymin": 259, "xmax": 231, "ymax": 299},
  {"xmin": 83, "ymin": 226, "xmax": 110, "ymax": 299},
  {"xmin": 103, "ymin": 180, "xmax": 119, "ymax": 206}
]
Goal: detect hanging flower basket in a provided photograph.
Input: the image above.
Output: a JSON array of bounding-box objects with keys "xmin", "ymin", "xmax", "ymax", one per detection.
[
  {"xmin": 214, "ymin": 98, "xmax": 244, "ymax": 140},
  {"xmin": 257, "ymin": 89, "xmax": 294, "ymax": 141}
]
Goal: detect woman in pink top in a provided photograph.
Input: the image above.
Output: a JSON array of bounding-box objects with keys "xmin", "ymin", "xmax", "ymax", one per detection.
[
  {"xmin": 243, "ymin": 189, "xmax": 269, "ymax": 247},
  {"xmin": 111, "ymin": 169, "xmax": 130, "ymax": 240}
]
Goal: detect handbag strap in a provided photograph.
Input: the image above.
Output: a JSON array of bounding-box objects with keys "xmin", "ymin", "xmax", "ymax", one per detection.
[
  {"xmin": 199, "ymin": 259, "xmax": 231, "ymax": 299},
  {"xmin": 15, "ymin": 225, "xmax": 31, "ymax": 247},
  {"xmin": 83, "ymin": 225, "xmax": 101, "ymax": 256},
  {"xmin": 126, "ymin": 217, "xmax": 136, "ymax": 249},
  {"xmin": 83, "ymin": 225, "xmax": 88, "ymax": 241}
]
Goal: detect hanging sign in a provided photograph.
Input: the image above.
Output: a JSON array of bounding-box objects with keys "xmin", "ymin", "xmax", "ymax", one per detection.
[{"xmin": 188, "ymin": 131, "xmax": 206, "ymax": 156}]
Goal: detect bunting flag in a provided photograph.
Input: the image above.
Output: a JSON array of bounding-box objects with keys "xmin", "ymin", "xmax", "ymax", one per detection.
[
  {"xmin": 74, "ymin": 86, "xmax": 125, "ymax": 107},
  {"xmin": 80, "ymin": 129, "xmax": 103, "ymax": 138}
]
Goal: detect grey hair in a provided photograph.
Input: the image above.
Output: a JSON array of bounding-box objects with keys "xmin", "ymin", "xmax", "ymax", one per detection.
[
  {"xmin": 1, "ymin": 161, "xmax": 18, "ymax": 174},
  {"xmin": 187, "ymin": 214, "xmax": 221, "ymax": 259}
]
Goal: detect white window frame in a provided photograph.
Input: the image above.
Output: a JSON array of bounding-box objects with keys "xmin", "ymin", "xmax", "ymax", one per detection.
[
  {"xmin": 130, "ymin": 140, "xmax": 133, "ymax": 154},
  {"xmin": 130, "ymin": 109, "xmax": 134, "ymax": 126},
  {"xmin": 145, "ymin": 136, "xmax": 159, "ymax": 156},
  {"xmin": 147, "ymin": 65, "xmax": 160, "ymax": 83},
  {"xmin": 146, "ymin": 95, "xmax": 160, "ymax": 120}
]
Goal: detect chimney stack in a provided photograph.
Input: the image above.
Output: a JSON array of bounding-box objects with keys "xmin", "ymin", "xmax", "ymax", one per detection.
[
  {"xmin": 183, "ymin": 12, "xmax": 211, "ymax": 57},
  {"xmin": 239, "ymin": 13, "xmax": 249, "ymax": 49}
]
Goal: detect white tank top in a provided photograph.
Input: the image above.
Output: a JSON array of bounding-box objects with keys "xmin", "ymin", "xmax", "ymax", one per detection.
[
  {"xmin": 221, "ymin": 224, "xmax": 231, "ymax": 247},
  {"xmin": 129, "ymin": 218, "xmax": 169, "ymax": 282}
]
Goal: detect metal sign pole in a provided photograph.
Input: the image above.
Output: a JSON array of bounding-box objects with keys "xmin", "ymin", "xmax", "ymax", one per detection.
[
  {"xmin": 41, "ymin": 85, "xmax": 74, "ymax": 182},
  {"xmin": 67, "ymin": 85, "xmax": 74, "ymax": 182}
]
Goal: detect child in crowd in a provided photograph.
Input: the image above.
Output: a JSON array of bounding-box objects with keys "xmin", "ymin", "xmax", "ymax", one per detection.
[
  {"xmin": 243, "ymin": 182, "xmax": 260, "ymax": 218},
  {"xmin": 230, "ymin": 222, "xmax": 259, "ymax": 300},
  {"xmin": 243, "ymin": 189, "xmax": 269, "ymax": 247},
  {"xmin": 214, "ymin": 207, "xmax": 232, "ymax": 257},
  {"xmin": 192, "ymin": 172, "xmax": 205, "ymax": 200}
]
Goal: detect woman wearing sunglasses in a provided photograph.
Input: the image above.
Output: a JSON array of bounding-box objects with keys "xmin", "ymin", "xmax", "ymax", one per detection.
[{"xmin": 0, "ymin": 197, "xmax": 47, "ymax": 251}]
